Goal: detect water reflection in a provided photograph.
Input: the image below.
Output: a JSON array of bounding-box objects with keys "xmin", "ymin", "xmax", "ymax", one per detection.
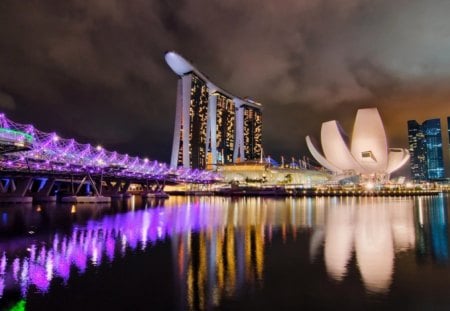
[
  {"xmin": 0, "ymin": 195, "xmax": 448, "ymax": 309},
  {"xmin": 321, "ymin": 198, "xmax": 415, "ymax": 293},
  {"xmin": 172, "ymin": 200, "xmax": 266, "ymax": 310},
  {"xmin": 415, "ymin": 195, "xmax": 449, "ymax": 263}
]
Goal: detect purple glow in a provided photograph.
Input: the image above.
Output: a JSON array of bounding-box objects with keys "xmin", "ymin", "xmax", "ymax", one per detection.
[
  {"xmin": 0, "ymin": 253, "xmax": 6, "ymax": 274},
  {"xmin": 0, "ymin": 201, "xmax": 235, "ymax": 300},
  {"xmin": 29, "ymin": 263, "xmax": 49, "ymax": 292},
  {"xmin": 72, "ymin": 250, "xmax": 87, "ymax": 273},
  {"xmin": 0, "ymin": 112, "xmax": 219, "ymax": 183},
  {"xmin": 0, "ymin": 277, "xmax": 4, "ymax": 299},
  {"xmin": 54, "ymin": 255, "xmax": 70, "ymax": 282}
]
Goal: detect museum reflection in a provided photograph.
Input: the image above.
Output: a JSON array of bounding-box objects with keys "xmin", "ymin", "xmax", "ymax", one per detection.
[
  {"xmin": 0, "ymin": 195, "xmax": 449, "ymax": 308},
  {"xmin": 320, "ymin": 198, "xmax": 417, "ymax": 293}
]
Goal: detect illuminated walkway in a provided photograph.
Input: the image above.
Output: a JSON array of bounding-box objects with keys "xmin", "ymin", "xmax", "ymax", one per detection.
[{"xmin": 0, "ymin": 113, "xmax": 218, "ymax": 202}]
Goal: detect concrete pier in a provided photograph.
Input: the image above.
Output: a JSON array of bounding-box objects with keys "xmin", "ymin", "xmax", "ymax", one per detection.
[
  {"xmin": 61, "ymin": 196, "xmax": 112, "ymax": 204},
  {"xmin": 33, "ymin": 195, "xmax": 57, "ymax": 203},
  {"xmin": 142, "ymin": 191, "xmax": 169, "ymax": 199},
  {"xmin": 0, "ymin": 196, "xmax": 33, "ymax": 204}
]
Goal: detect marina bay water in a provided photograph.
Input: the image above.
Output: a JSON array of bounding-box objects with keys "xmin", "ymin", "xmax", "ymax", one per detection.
[{"xmin": 0, "ymin": 194, "xmax": 449, "ymax": 310}]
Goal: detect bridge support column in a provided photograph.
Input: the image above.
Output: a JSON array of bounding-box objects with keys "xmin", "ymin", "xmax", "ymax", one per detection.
[
  {"xmin": 121, "ymin": 181, "xmax": 132, "ymax": 199},
  {"xmin": 60, "ymin": 173, "xmax": 111, "ymax": 204},
  {"xmin": 102, "ymin": 180, "xmax": 132, "ymax": 199},
  {"xmin": 142, "ymin": 181, "xmax": 169, "ymax": 199},
  {"xmin": 0, "ymin": 177, "xmax": 33, "ymax": 204},
  {"xmin": 33, "ymin": 178, "xmax": 57, "ymax": 203}
]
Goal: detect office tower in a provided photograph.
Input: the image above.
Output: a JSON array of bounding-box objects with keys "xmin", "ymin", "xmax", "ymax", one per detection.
[
  {"xmin": 448, "ymin": 116, "xmax": 450, "ymax": 157},
  {"xmin": 408, "ymin": 120, "xmax": 428, "ymax": 181},
  {"xmin": 407, "ymin": 118, "xmax": 445, "ymax": 181},
  {"xmin": 423, "ymin": 119, "xmax": 445, "ymax": 179},
  {"xmin": 166, "ymin": 52, "xmax": 262, "ymax": 169}
]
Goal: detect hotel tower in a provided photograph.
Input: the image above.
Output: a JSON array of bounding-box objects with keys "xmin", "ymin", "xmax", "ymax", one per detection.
[{"xmin": 165, "ymin": 51, "xmax": 262, "ymax": 169}]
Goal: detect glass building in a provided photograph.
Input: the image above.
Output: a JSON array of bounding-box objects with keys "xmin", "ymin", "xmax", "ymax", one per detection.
[
  {"xmin": 448, "ymin": 117, "xmax": 450, "ymax": 158},
  {"xmin": 407, "ymin": 118, "xmax": 445, "ymax": 181},
  {"xmin": 407, "ymin": 120, "xmax": 428, "ymax": 181},
  {"xmin": 423, "ymin": 119, "xmax": 445, "ymax": 180}
]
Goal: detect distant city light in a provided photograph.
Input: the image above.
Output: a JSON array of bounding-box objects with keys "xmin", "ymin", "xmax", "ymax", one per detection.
[{"xmin": 365, "ymin": 182, "xmax": 374, "ymax": 190}]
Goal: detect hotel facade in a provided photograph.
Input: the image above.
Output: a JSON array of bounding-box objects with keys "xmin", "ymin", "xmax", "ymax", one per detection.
[{"xmin": 165, "ymin": 52, "xmax": 262, "ymax": 169}]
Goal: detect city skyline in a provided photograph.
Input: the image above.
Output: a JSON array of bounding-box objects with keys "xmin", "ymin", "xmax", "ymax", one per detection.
[
  {"xmin": 0, "ymin": 1, "xmax": 449, "ymax": 177},
  {"xmin": 1, "ymin": 2, "xmax": 450, "ymax": 309}
]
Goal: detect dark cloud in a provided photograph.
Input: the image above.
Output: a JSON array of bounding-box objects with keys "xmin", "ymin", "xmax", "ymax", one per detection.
[
  {"xmin": 349, "ymin": 59, "xmax": 400, "ymax": 96},
  {"xmin": 0, "ymin": 90, "xmax": 16, "ymax": 110},
  {"xmin": 0, "ymin": 0, "xmax": 449, "ymax": 175}
]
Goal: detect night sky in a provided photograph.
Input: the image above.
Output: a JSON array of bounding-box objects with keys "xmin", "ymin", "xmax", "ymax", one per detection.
[{"xmin": 0, "ymin": 0, "xmax": 449, "ymax": 175}]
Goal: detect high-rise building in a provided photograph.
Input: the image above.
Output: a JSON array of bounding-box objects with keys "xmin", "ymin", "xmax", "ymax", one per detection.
[
  {"xmin": 407, "ymin": 118, "xmax": 445, "ymax": 181},
  {"xmin": 166, "ymin": 52, "xmax": 262, "ymax": 169},
  {"xmin": 423, "ymin": 119, "xmax": 445, "ymax": 180},
  {"xmin": 407, "ymin": 120, "xmax": 428, "ymax": 181},
  {"xmin": 214, "ymin": 92, "xmax": 235, "ymax": 164},
  {"xmin": 448, "ymin": 116, "xmax": 450, "ymax": 158},
  {"xmin": 171, "ymin": 73, "xmax": 209, "ymax": 169},
  {"xmin": 243, "ymin": 105, "xmax": 262, "ymax": 160}
]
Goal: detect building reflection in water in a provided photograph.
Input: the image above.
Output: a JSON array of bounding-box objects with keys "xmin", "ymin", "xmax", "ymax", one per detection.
[
  {"xmin": 415, "ymin": 195, "xmax": 449, "ymax": 263},
  {"xmin": 0, "ymin": 196, "xmax": 325, "ymax": 307},
  {"xmin": 172, "ymin": 197, "xmax": 268, "ymax": 310},
  {"xmin": 321, "ymin": 197, "xmax": 416, "ymax": 294},
  {"xmin": 0, "ymin": 195, "xmax": 448, "ymax": 306}
]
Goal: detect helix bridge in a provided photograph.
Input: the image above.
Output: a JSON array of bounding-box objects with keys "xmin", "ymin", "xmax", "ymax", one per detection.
[{"xmin": 0, "ymin": 113, "xmax": 219, "ymax": 202}]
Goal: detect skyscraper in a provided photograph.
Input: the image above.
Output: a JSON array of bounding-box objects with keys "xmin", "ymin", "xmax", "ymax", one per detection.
[
  {"xmin": 172, "ymin": 73, "xmax": 209, "ymax": 169},
  {"xmin": 213, "ymin": 92, "xmax": 235, "ymax": 164},
  {"xmin": 448, "ymin": 116, "xmax": 450, "ymax": 158},
  {"xmin": 166, "ymin": 52, "xmax": 262, "ymax": 169},
  {"xmin": 243, "ymin": 104, "xmax": 262, "ymax": 160},
  {"xmin": 407, "ymin": 118, "xmax": 445, "ymax": 181},
  {"xmin": 407, "ymin": 120, "xmax": 428, "ymax": 181},
  {"xmin": 423, "ymin": 119, "xmax": 445, "ymax": 180}
]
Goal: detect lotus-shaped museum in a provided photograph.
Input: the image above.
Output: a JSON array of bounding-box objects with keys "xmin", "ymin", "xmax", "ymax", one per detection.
[{"xmin": 306, "ymin": 108, "xmax": 409, "ymax": 180}]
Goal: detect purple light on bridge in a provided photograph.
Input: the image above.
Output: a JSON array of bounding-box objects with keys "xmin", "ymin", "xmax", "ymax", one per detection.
[{"xmin": 0, "ymin": 112, "xmax": 220, "ymax": 183}]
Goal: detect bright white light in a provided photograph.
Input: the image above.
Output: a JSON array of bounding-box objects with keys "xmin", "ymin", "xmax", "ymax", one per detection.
[
  {"xmin": 365, "ymin": 182, "xmax": 374, "ymax": 190},
  {"xmin": 96, "ymin": 145, "xmax": 102, "ymax": 151}
]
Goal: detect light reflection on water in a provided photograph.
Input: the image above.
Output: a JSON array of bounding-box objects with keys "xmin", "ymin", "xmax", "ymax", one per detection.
[
  {"xmin": 323, "ymin": 198, "xmax": 416, "ymax": 293},
  {"xmin": 0, "ymin": 195, "xmax": 448, "ymax": 309}
]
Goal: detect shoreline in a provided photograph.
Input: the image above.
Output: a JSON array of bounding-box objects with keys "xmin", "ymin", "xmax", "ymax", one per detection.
[{"xmin": 167, "ymin": 188, "xmax": 444, "ymax": 197}]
